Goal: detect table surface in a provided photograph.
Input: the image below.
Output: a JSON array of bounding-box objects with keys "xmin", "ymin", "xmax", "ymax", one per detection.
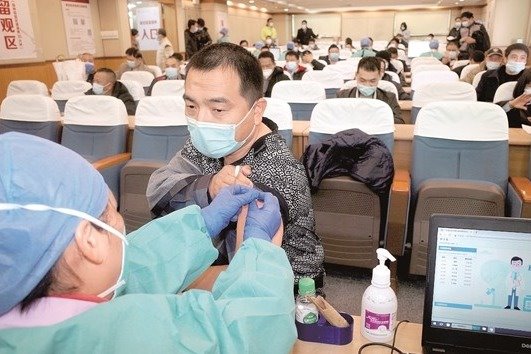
[{"xmin": 291, "ymin": 316, "xmax": 423, "ymax": 354}]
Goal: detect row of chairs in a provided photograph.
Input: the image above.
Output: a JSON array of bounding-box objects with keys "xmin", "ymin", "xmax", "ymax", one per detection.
[{"xmin": 1, "ymin": 93, "xmax": 530, "ymax": 277}]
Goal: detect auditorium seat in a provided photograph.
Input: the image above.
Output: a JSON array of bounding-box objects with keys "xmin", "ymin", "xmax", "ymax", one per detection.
[
  {"xmin": 411, "ymin": 70, "xmax": 459, "ymax": 92},
  {"xmin": 404, "ymin": 101, "xmax": 509, "ymax": 275},
  {"xmin": 119, "ymin": 79, "xmax": 146, "ymax": 104},
  {"xmin": 459, "ymin": 63, "xmax": 480, "ymax": 80},
  {"xmin": 302, "ymin": 70, "xmax": 343, "ymax": 98},
  {"xmin": 411, "ymin": 81, "xmax": 476, "ymax": 123},
  {"xmin": 451, "ymin": 59, "xmax": 470, "ymax": 69},
  {"xmin": 7, "ymin": 80, "xmax": 49, "ymax": 97},
  {"xmin": 151, "ymin": 79, "xmax": 185, "ymax": 96},
  {"xmin": 263, "ymin": 97, "xmax": 293, "ymax": 148},
  {"xmin": 271, "ymin": 80, "xmax": 325, "ymax": 121},
  {"xmin": 120, "ymin": 71, "xmax": 155, "ymax": 94},
  {"xmin": 472, "ymin": 70, "xmax": 487, "ymax": 88},
  {"xmin": 147, "ymin": 65, "xmax": 163, "ymax": 78},
  {"xmin": 493, "ymin": 81, "xmax": 517, "ymax": 104},
  {"xmin": 0, "ymin": 95, "xmax": 61, "ymax": 142},
  {"xmin": 51, "ymin": 81, "xmax": 92, "ymax": 113},
  {"xmin": 63, "ymin": 95, "xmax": 130, "ymax": 202},
  {"xmin": 385, "ymin": 71, "xmax": 401, "ymax": 84},
  {"xmin": 307, "ymin": 98, "xmax": 395, "ymax": 268},
  {"xmin": 411, "ymin": 64, "xmax": 450, "ymax": 74},
  {"xmin": 120, "ymin": 96, "xmax": 188, "ymax": 232}
]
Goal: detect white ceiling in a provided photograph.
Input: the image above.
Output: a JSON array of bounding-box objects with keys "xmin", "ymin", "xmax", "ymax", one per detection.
[{"xmin": 228, "ymin": 0, "xmax": 487, "ymax": 14}]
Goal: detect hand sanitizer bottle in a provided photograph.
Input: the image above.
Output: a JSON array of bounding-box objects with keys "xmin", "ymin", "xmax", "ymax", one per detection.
[{"xmin": 361, "ymin": 248, "xmax": 397, "ymax": 343}]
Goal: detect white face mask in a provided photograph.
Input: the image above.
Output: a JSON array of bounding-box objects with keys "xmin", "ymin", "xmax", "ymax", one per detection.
[
  {"xmin": 0, "ymin": 203, "xmax": 128, "ymax": 299},
  {"xmin": 262, "ymin": 68, "xmax": 273, "ymax": 78},
  {"xmin": 506, "ymin": 60, "xmax": 526, "ymax": 75},
  {"xmin": 485, "ymin": 61, "xmax": 501, "ymax": 70},
  {"xmin": 447, "ymin": 51, "xmax": 458, "ymax": 60},
  {"xmin": 265, "ymin": 39, "xmax": 272, "ymax": 45},
  {"xmin": 92, "ymin": 82, "xmax": 108, "ymax": 95},
  {"xmin": 302, "ymin": 25, "xmax": 307, "ymax": 29},
  {"xmin": 126, "ymin": 60, "xmax": 136, "ymax": 69},
  {"xmin": 454, "ymin": 22, "xmax": 461, "ymax": 28},
  {"xmin": 462, "ymin": 20, "xmax": 470, "ymax": 27}
]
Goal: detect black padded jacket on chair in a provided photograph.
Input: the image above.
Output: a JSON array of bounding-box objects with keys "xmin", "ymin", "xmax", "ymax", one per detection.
[{"xmin": 302, "ymin": 128, "xmax": 394, "ymax": 197}]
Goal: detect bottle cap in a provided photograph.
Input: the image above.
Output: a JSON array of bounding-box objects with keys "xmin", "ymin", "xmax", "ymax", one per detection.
[
  {"xmin": 372, "ymin": 248, "xmax": 396, "ymax": 287},
  {"xmin": 298, "ymin": 277, "xmax": 316, "ymax": 296}
]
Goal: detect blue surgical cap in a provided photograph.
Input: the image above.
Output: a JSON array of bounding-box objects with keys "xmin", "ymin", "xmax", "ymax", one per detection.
[
  {"xmin": 286, "ymin": 41, "xmax": 295, "ymax": 50},
  {"xmin": 429, "ymin": 39, "xmax": 440, "ymax": 50},
  {"xmin": 0, "ymin": 132, "xmax": 108, "ymax": 316},
  {"xmin": 360, "ymin": 37, "xmax": 371, "ymax": 48},
  {"xmin": 255, "ymin": 41, "xmax": 264, "ymax": 49}
]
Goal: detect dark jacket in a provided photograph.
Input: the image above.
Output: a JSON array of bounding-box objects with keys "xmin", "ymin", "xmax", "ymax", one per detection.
[
  {"xmin": 296, "ymin": 27, "xmax": 317, "ymax": 45},
  {"xmin": 337, "ymin": 87, "xmax": 404, "ymax": 124},
  {"xmin": 184, "ymin": 29, "xmax": 199, "ymax": 59},
  {"xmin": 382, "ymin": 73, "xmax": 410, "ymax": 101},
  {"xmin": 302, "ymin": 128, "xmax": 394, "ymax": 197},
  {"xmin": 264, "ymin": 66, "xmax": 290, "ymax": 97},
  {"xmin": 195, "ymin": 27, "xmax": 212, "ymax": 50},
  {"xmin": 85, "ymin": 81, "xmax": 136, "ymax": 115},
  {"xmin": 476, "ymin": 65, "xmax": 524, "ymax": 102},
  {"xmin": 310, "ymin": 59, "xmax": 325, "ymax": 71},
  {"xmin": 496, "ymin": 101, "xmax": 531, "ymax": 128},
  {"xmin": 285, "ymin": 65, "xmax": 307, "ymax": 80},
  {"xmin": 457, "ymin": 22, "xmax": 491, "ymax": 53}
]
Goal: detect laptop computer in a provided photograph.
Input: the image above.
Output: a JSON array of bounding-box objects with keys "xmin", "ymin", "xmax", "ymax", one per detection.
[{"xmin": 423, "ymin": 215, "xmax": 531, "ymax": 353}]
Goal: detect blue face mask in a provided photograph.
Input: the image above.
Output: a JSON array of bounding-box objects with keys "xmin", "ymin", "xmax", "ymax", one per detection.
[
  {"xmin": 329, "ymin": 52, "xmax": 340, "ymax": 62},
  {"xmin": 85, "ymin": 62, "xmax": 94, "ymax": 75},
  {"xmin": 187, "ymin": 103, "xmax": 257, "ymax": 159},
  {"xmin": 165, "ymin": 67, "xmax": 178, "ymax": 79},
  {"xmin": 358, "ymin": 84, "xmax": 377, "ymax": 97},
  {"xmin": 505, "ymin": 61, "xmax": 525, "ymax": 75},
  {"xmin": 286, "ymin": 61, "xmax": 298, "ymax": 73}
]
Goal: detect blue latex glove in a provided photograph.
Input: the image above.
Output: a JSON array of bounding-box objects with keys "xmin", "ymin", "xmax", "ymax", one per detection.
[
  {"xmin": 244, "ymin": 192, "xmax": 281, "ymax": 241},
  {"xmin": 201, "ymin": 185, "xmax": 260, "ymax": 238}
]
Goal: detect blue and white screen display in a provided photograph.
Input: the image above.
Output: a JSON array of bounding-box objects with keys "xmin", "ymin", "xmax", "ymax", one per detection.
[{"xmin": 431, "ymin": 227, "xmax": 531, "ymax": 338}]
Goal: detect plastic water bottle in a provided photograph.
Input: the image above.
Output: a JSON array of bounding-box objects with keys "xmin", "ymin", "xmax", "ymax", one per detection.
[{"xmin": 296, "ymin": 277, "xmax": 319, "ymax": 324}]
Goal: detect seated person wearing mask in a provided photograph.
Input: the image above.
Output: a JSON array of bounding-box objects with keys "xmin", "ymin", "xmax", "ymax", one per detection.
[
  {"xmin": 353, "ymin": 37, "xmax": 376, "ymax": 58},
  {"xmin": 0, "ymin": 132, "xmax": 296, "ymax": 353},
  {"xmin": 252, "ymin": 41, "xmax": 264, "ymax": 58},
  {"xmin": 497, "ymin": 68, "xmax": 531, "ymax": 127},
  {"xmin": 301, "ymin": 50, "xmax": 325, "ymax": 71},
  {"xmin": 419, "ymin": 40, "xmax": 443, "ymax": 60},
  {"xmin": 441, "ymin": 41, "xmax": 460, "ymax": 67},
  {"xmin": 462, "ymin": 47, "xmax": 504, "ymax": 84},
  {"xmin": 85, "ymin": 68, "xmax": 136, "ymax": 115},
  {"xmin": 147, "ymin": 43, "xmax": 325, "ymax": 293},
  {"xmin": 337, "ymin": 57, "xmax": 404, "ymax": 124},
  {"xmin": 319, "ymin": 44, "xmax": 341, "ymax": 65},
  {"xmin": 115, "ymin": 47, "xmax": 156, "ymax": 80},
  {"xmin": 146, "ymin": 53, "xmax": 184, "ymax": 96},
  {"xmin": 258, "ymin": 51, "xmax": 290, "ymax": 97},
  {"xmin": 284, "ymin": 51, "xmax": 307, "ymax": 80},
  {"xmin": 375, "ymin": 54, "xmax": 410, "ymax": 101},
  {"xmin": 453, "ymin": 49, "xmax": 485, "ymax": 77},
  {"xmin": 388, "ymin": 47, "xmax": 408, "ymax": 73},
  {"xmin": 79, "ymin": 52, "xmax": 95, "ymax": 83},
  {"xmin": 477, "ymin": 43, "xmax": 529, "ymax": 102},
  {"xmin": 307, "ymin": 39, "xmax": 319, "ymax": 50}
]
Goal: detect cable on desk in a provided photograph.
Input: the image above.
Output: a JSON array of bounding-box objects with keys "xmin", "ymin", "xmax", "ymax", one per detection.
[
  {"xmin": 391, "ymin": 320, "xmax": 410, "ymax": 354},
  {"xmin": 358, "ymin": 342, "xmax": 404, "ymax": 354},
  {"xmin": 357, "ymin": 319, "xmax": 411, "ymax": 354}
]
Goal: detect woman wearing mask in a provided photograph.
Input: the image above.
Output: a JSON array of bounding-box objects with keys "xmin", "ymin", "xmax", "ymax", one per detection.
[
  {"xmin": 184, "ymin": 19, "xmax": 199, "ymax": 60},
  {"xmin": 399, "ymin": 22, "xmax": 410, "ymax": 42},
  {"xmin": 260, "ymin": 18, "xmax": 277, "ymax": 44}
]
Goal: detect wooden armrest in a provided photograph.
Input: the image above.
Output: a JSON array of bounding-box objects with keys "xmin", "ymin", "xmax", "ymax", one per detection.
[
  {"xmin": 386, "ymin": 169, "xmax": 411, "ymax": 256},
  {"xmin": 510, "ymin": 176, "xmax": 531, "ymax": 203},
  {"xmin": 92, "ymin": 153, "xmax": 131, "ymax": 171}
]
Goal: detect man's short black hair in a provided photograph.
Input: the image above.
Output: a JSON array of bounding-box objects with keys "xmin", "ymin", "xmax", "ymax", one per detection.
[
  {"xmin": 302, "ymin": 50, "xmax": 312, "ymax": 56},
  {"xmin": 131, "ymin": 28, "xmax": 138, "ymax": 36},
  {"xmin": 125, "ymin": 47, "xmax": 138, "ymax": 56},
  {"xmin": 285, "ymin": 50, "xmax": 300, "ymax": 60},
  {"xmin": 258, "ymin": 50, "xmax": 275, "ymax": 62},
  {"xmin": 239, "ymin": 39, "xmax": 248, "ymax": 46},
  {"xmin": 170, "ymin": 52, "xmax": 184, "ymax": 61},
  {"xmin": 511, "ymin": 256, "xmax": 523, "ymax": 263},
  {"xmin": 357, "ymin": 57, "xmax": 381, "ymax": 73},
  {"xmin": 187, "ymin": 19, "xmax": 196, "ymax": 29},
  {"xmin": 446, "ymin": 41, "xmax": 459, "ymax": 49},
  {"xmin": 95, "ymin": 68, "xmax": 117, "ymax": 82},
  {"xmin": 375, "ymin": 50, "xmax": 391, "ymax": 62},
  {"xmin": 197, "ymin": 18, "xmax": 205, "ymax": 27},
  {"xmin": 328, "ymin": 44, "xmax": 339, "ymax": 52},
  {"xmin": 345, "ymin": 37, "xmax": 353, "ymax": 45},
  {"xmin": 157, "ymin": 28, "xmax": 167, "ymax": 37},
  {"xmin": 461, "ymin": 11, "xmax": 473, "ymax": 19},
  {"xmin": 388, "ymin": 47, "xmax": 398, "ymax": 55},
  {"xmin": 471, "ymin": 50, "xmax": 485, "ymax": 63},
  {"xmin": 505, "ymin": 43, "xmax": 529, "ymax": 57},
  {"xmin": 302, "ymin": 20, "xmax": 307, "ymax": 24},
  {"xmin": 267, "ymin": 17, "xmax": 273, "ymax": 23},
  {"xmin": 186, "ymin": 43, "xmax": 263, "ymax": 107}
]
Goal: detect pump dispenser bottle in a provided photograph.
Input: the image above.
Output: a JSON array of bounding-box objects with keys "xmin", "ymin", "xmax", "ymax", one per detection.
[{"xmin": 361, "ymin": 248, "xmax": 397, "ymax": 343}]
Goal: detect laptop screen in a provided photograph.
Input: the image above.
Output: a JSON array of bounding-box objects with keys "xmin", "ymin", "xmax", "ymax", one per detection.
[{"xmin": 424, "ymin": 215, "xmax": 531, "ymax": 353}]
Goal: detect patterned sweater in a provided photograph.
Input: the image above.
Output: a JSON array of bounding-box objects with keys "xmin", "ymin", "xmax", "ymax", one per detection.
[{"xmin": 147, "ymin": 119, "xmax": 325, "ymax": 282}]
